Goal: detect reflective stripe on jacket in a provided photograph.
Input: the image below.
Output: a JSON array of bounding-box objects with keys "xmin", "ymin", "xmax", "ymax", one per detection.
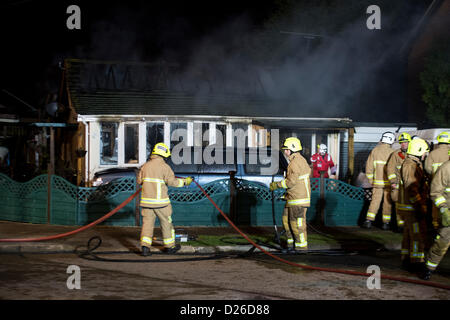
[
  {"xmin": 137, "ymin": 155, "xmax": 186, "ymax": 208},
  {"xmin": 386, "ymin": 148, "xmax": 406, "ymax": 186},
  {"xmin": 365, "ymin": 143, "xmax": 393, "ymax": 188},
  {"xmin": 277, "ymin": 152, "xmax": 311, "ymax": 207},
  {"xmin": 425, "ymin": 144, "xmax": 450, "ymax": 179},
  {"xmin": 430, "ymin": 160, "xmax": 450, "ymax": 209}
]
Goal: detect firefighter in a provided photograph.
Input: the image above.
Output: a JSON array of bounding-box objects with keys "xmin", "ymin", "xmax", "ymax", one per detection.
[
  {"xmin": 137, "ymin": 142, "xmax": 193, "ymax": 256},
  {"xmin": 424, "ymin": 131, "xmax": 450, "ymax": 229},
  {"xmin": 386, "ymin": 132, "xmax": 412, "ymax": 231},
  {"xmin": 421, "ymin": 151, "xmax": 450, "ymax": 280},
  {"xmin": 270, "ymin": 137, "xmax": 311, "ymax": 252},
  {"xmin": 310, "ymin": 144, "xmax": 337, "ymax": 178},
  {"xmin": 399, "ymin": 138, "xmax": 430, "ymax": 272},
  {"xmin": 362, "ymin": 132, "xmax": 395, "ymax": 230}
]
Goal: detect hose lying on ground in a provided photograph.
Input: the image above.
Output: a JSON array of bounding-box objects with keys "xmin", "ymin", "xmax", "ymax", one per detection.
[
  {"xmin": 0, "ymin": 179, "xmax": 449, "ymax": 291},
  {"xmin": 77, "ymin": 235, "xmax": 231, "ymax": 263},
  {"xmin": 191, "ymin": 179, "xmax": 450, "ymax": 291}
]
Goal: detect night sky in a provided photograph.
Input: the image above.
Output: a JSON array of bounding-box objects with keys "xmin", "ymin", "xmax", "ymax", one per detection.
[{"xmin": 0, "ymin": 0, "xmax": 434, "ymax": 122}]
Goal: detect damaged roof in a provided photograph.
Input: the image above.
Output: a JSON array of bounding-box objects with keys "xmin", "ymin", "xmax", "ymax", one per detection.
[{"xmin": 65, "ymin": 58, "xmax": 342, "ymax": 120}]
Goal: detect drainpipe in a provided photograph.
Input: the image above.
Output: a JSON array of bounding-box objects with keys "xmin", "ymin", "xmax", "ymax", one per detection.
[{"xmin": 82, "ymin": 120, "xmax": 89, "ymax": 187}]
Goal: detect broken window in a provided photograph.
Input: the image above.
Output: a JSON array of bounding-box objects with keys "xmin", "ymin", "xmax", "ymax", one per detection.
[
  {"xmin": 146, "ymin": 122, "xmax": 164, "ymax": 159},
  {"xmin": 100, "ymin": 122, "xmax": 118, "ymax": 165},
  {"xmin": 125, "ymin": 124, "xmax": 139, "ymax": 164}
]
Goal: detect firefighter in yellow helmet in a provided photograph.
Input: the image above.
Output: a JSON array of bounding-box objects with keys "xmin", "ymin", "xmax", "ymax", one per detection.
[
  {"xmin": 421, "ymin": 149, "xmax": 450, "ymax": 280},
  {"xmin": 386, "ymin": 132, "xmax": 411, "ymax": 231},
  {"xmin": 137, "ymin": 142, "xmax": 193, "ymax": 256},
  {"xmin": 399, "ymin": 138, "xmax": 430, "ymax": 272},
  {"xmin": 362, "ymin": 132, "xmax": 395, "ymax": 230},
  {"xmin": 270, "ymin": 137, "xmax": 311, "ymax": 253},
  {"xmin": 424, "ymin": 131, "xmax": 450, "ymax": 229}
]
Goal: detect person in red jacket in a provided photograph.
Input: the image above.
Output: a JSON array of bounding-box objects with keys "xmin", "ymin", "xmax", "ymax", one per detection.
[{"xmin": 311, "ymin": 144, "xmax": 337, "ymax": 178}]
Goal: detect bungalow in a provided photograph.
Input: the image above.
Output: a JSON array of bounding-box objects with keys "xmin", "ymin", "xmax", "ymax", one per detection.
[{"xmin": 62, "ymin": 59, "xmax": 417, "ymax": 186}]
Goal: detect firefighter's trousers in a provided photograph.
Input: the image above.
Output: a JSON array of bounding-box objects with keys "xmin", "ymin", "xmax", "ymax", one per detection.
[
  {"xmin": 366, "ymin": 187, "xmax": 392, "ymax": 223},
  {"xmin": 140, "ymin": 205, "xmax": 176, "ymax": 249},
  {"xmin": 425, "ymin": 226, "xmax": 450, "ymax": 271},
  {"xmin": 401, "ymin": 210, "xmax": 428, "ymax": 263},
  {"xmin": 391, "ymin": 189, "xmax": 405, "ymax": 228},
  {"xmin": 282, "ymin": 206, "xmax": 308, "ymax": 250},
  {"xmin": 394, "ymin": 204, "xmax": 405, "ymax": 228},
  {"xmin": 431, "ymin": 206, "xmax": 440, "ymax": 229}
]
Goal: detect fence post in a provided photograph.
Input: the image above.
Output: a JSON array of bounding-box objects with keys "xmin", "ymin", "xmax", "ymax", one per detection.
[
  {"xmin": 47, "ymin": 172, "xmax": 52, "ymax": 224},
  {"xmin": 318, "ymin": 171, "xmax": 325, "ymax": 226},
  {"xmin": 229, "ymin": 170, "xmax": 237, "ymax": 223}
]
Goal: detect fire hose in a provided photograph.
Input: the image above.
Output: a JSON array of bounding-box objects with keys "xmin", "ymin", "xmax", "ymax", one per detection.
[{"xmin": 0, "ymin": 178, "xmax": 449, "ymax": 291}]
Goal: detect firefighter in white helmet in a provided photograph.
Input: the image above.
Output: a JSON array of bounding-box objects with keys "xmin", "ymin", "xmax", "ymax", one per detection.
[
  {"xmin": 137, "ymin": 142, "xmax": 193, "ymax": 256},
  {"xmin": 311, "ymin": 144, "xmax": 337, "ymax": 179},
  {"xmin": 270, "ymin": 137, "xmax": 311, "ymax": 252},
  {"xmin": 362, "ymin": 132, "xmax": 395, "ymax": 230}
]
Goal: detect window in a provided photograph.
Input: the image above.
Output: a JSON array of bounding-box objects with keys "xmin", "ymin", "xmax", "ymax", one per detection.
[
  {"xmin": 146, "ymin": 122, "xmax": 164, "ymax": 159},
  {"xmin": 216, "ymin": 124, "xmax": 227, "ymax": 146},
  {"xmin": 297, "ymin": 134, "xmax": 312, "ymax": 164},
  {"xmin": 202, "ymin": 123, "xmax": 210, "ymax": 147},
  {"xmin": 124, "ymin": 124, "xmax": 139, "ymax": 164},
  {"xmin": 244, "ymin": 149, "xmax": 284, "ymax": 175},
  {"xmin": 171, "ymin": 122, "xmax": 188, "ymax": 145},
  {"xmin": 100, "ymin": 122, "xmax": 118, "ymax": 165}
]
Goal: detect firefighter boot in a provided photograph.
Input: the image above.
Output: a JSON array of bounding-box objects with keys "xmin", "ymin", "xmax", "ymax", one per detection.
[
  {"xmin": 165, "ymin": 244, "xmax": 181, "ymax": 254},
  {"xmin": 141, "ymin": 246, "xmax": 151, "ymax": 257},
  {"xmin": 381, "ymin": 222, "xmax": 390, "ymax": 231},
  {"xmin": 281, "ymin": 247, "xmax": 296, "ymax": 254},
  {"xmin": 362, "ymin": 220, "xmax": 372, "ymax": 229},
  {"xmin": 419, "ymin": 265, "xmax": 433, "ymax": 281}
]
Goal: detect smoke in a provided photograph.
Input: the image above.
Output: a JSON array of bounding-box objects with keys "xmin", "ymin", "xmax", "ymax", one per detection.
[
  {"xmin": 172, "ymin": 1, "xmax": 429, "ymax": 121},
  {"xmin": 51, "ymin": 0, "xmax": 429, "ymax": 121}
]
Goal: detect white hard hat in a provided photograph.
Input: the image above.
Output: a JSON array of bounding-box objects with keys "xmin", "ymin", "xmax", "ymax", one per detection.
[
  {"xmin": 381, "ymin": 132, "xmax": 395, "ymax": 145},
  {"xmin": 319, "ymin": 144, "xmax": 327, "ymax": 153}
]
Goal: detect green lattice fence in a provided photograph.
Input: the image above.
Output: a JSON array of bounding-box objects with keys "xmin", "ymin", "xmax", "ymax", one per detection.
[
  {"xmin": 0, "ymin": 174, "xmax": 368, "ymax": 227},
  {"xmin": 322, "ymin": 179, "xmax": 367, "ymax": 226},
  {"xmin": 231, "ymin": 178, "xmax": 367, "ymax": 227},
  {"xmin": 0, "ymin": 174, "xmax": 48, "ymax": 224},
  {"xmin": 168, "ymin": 179, "xmax": 230, "ymax": 226},
  {"xmin": 0, "ymin": 174, "xmax": 137, "ymax": 226}
]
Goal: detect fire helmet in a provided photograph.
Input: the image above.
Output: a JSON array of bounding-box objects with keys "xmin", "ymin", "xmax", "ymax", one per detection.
[
  {"xmin": 381, "ymin": 132, "xmax": 395, "ymax": 145},
  {"xmin": 282, "ymin": 137, "xmax": 302, "ymax": 152},
  {"xmin": 318, "ymin": 144, "xmax": 327, "ymax": 154},
  {"xmin": 152, "ymin": 142, "xmax": 171, "ymax": 158},
  {"xmin": 398, "ymin": 132, "xmax": 412, "ymax": 143},
  {"xmin": 407, "ymin": 138, "xmax": 430, "ymax": 157},
  {"xmin": 437, "ymin": 131, "xmax": 450, "ymax": 144}
]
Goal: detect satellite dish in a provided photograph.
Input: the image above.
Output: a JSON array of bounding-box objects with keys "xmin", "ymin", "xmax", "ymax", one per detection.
[{"xmin": 45, "ymin": 102, "xmax": 58, "ymax": 117}]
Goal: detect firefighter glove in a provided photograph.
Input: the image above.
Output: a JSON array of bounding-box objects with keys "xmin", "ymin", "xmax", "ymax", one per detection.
[
  {"xmin": 185, "ymin": 177, "xmax": 194, "ymax": 186},
  {"xmin": 269, "ymin": 182, "xmax": 278, "ymax": 191},
  {"xmin": 439, "ymin": 207, "xmax": 450, "ymax": 227}
]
